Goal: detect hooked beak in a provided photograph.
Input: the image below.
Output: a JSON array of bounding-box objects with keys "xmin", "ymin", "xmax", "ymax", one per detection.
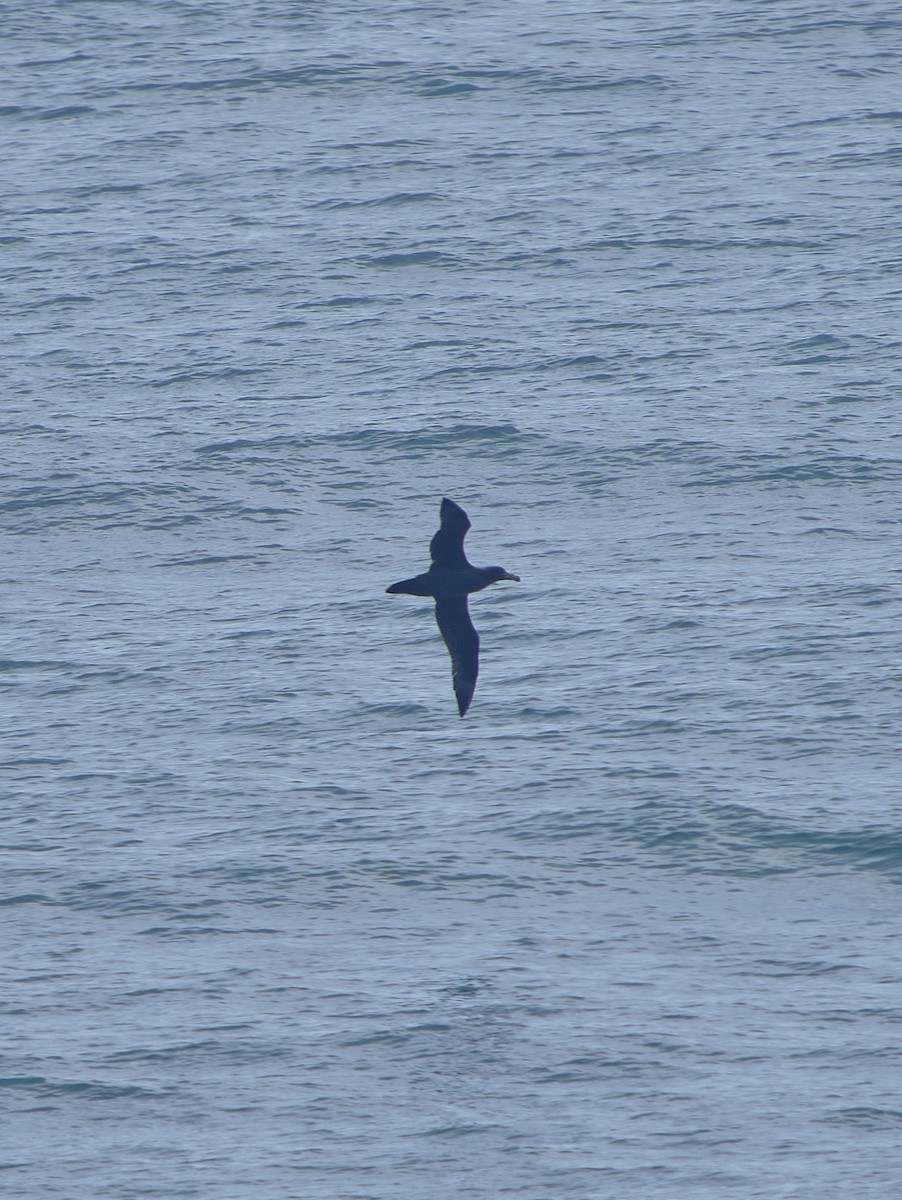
[{"xmin": 501, "ymin": 571, "xmax": 521, "ymax": 582}]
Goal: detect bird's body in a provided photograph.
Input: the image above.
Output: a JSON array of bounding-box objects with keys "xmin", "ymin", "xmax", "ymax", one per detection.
[{"xmin": 386, "ymin": 498, "xmax": 520, "ymax": 716}]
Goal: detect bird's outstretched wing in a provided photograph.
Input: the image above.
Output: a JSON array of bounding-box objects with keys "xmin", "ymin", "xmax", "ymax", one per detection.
[
  {"xmin": 430, "ymin": 498, "xmax": 471, "ymax": 569},
  {"xmin": 435, "ymin": 595, "xmax": 479, "ymax": 717}
]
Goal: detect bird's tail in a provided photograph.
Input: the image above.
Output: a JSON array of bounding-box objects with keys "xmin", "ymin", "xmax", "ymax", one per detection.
[{"xmin": 386, "ymin": 573, "xmax": 434, "ymax": 596}]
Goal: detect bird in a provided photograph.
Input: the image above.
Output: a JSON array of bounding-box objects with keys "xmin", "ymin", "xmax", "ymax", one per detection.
[{"xmin": 386, "ymin": 498, "xmax": 520, "ymax": 717}]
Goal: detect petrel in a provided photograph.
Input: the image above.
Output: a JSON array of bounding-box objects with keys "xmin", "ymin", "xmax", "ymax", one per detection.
[{"xmin": 386, "ymin": 498, "xmax": 520, "ymax": 717}]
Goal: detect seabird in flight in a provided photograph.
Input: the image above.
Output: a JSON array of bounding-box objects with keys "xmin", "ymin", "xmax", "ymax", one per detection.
[{"xmin": 386, "ymin": 498, "xmax": 520, "ymax": 716}]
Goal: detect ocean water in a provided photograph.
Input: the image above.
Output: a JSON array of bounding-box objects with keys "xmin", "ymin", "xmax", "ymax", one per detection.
[{"xmin": 4, "ymin": 1, "xmax": 902, "ymax": 1196}]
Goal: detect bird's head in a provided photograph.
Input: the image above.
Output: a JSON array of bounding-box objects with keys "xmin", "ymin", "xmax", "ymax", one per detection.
[{"xmin": 487, "ymin": 566, "xmax": 520, "ymax": 584}]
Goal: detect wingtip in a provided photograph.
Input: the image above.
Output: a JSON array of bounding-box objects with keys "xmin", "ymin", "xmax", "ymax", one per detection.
[{"xmin": 440, "ymin": 497, "xmax": 470, "ymax": 526}]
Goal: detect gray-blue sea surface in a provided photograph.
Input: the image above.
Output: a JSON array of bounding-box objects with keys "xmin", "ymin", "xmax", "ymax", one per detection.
[{"xmin": 4, "ymin": 1, "xmax": 902, "ymax": 1196}]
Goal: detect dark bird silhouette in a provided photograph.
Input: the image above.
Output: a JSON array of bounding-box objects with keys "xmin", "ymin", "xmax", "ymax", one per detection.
[{"xmin": 386, "ymin": 498, "xmax": 520, "ymax": 717}]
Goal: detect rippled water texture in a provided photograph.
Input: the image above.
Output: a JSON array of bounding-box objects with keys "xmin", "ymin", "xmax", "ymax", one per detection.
[{"xmin": 5, "ymin": 2, "xmax": 902, "ymax": 1197}]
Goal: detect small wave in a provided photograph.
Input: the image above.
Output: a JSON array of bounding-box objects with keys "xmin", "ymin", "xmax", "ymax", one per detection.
[
  {"xmin": 415, "ymin": 80, "xmax": 480, "ymax": 97},
  {"xmin": 33, "ymin": 105, "xmax": 94, "ymax": 120},
  {"xmin": 0, "ymin": 1075, "xmax": 163, "ymax": 1101},
  {"xmin": 500, "ymin": 799, "xmax": 902, "ymax": 882},
  {"xmin": 313, "ymin": 191, "xmax": 442, "ymax": 211},
  {"xmin": 411, "ymin": 1122, "xmax": 499, "ymax": 1139},
  {"xmin": 825, "ymin": 1107, "xmax": 902, "ymax": 1129},
  {"xmin": 195, "ymin": 433, "xmax": 310, "ymax": 456},
  {"xmin": 365, "ymin": 250, "xmax": 460, "ymax": 268},
  {"xmin": 332, "ymin": 422, "xmax": 530, "ymax": 453}
]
